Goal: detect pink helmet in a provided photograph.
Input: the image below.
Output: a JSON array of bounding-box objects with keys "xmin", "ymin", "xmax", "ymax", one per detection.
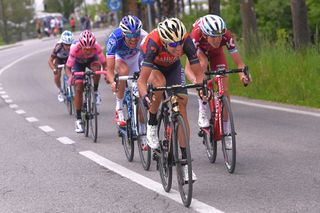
[{"xmin": 79, "ymin": 30, "xmax": 96, "ymax": 48}]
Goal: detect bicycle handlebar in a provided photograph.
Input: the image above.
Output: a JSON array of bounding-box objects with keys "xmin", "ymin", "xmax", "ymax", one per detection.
[
  {"xmin": 114, "ymin": 72, "xmax": 139, "ymax": 82},
  {"xmin": 57, "ymin": 64, "xmax": 65, "ymax": 69},
  {"xmin": 148, "ymin": 83, "xmax": 204, "ymax": 93},
  {"xmin": 73, "ymin": 70, "xmax": 108, "ymax": 76},
  {"xmin": 205, "ymin": 65, "xmax": 250, "ymax": 77}
]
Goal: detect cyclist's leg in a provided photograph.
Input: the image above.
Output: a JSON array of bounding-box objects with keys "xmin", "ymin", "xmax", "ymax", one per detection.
[{"xmin": 73, "ymin": 62, "xmax": 85, "ymax": 132}]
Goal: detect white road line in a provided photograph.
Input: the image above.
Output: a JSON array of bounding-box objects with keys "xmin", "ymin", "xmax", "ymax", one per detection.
[
  {"xmin": 56, "ymin": 137, "xmax": 75, "ymax": 145},
  {"xmin": 15, "ymin": 109, "xmax": 25, "ymax": 114},
  {"xmin": 1, "ymin": 94, "xmax": 9, "ymax": 98},
  {"xmin": 4, "ymin": 99, "xmax": 13, "ymax": 103},
  {"xmin": 9, "ymin": 104, "xmax": 18, "ymax": 108},
  {"xmin": 189, "ymin": 91, "xmax": 320, "ymax": 118},
  {"xmin": 25, "ymin": 117, "xmax": 38, "ymax": 122},
  {"xmin": 80, "ymin": 150, "xmax": 224, "ymax": 213},
  {"xmin": 39, "ymin": 125, "xmax": 55, "ymax": 132},
  {"xmin": 0, "ymin": 91, "xmax": 5, "ymax": 94},
  {"xmin": 0, "ymin": 87, "xmax": 3, "ymax": 90}
]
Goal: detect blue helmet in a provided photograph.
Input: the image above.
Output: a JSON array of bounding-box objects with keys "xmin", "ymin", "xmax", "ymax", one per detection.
[
  {"xmin": 60, "ymin": 30, "xmax": 74, "ymax": 45},
  {"xmin": 119, "ymin": 15, "xmax": 142, "ymax": 34}
]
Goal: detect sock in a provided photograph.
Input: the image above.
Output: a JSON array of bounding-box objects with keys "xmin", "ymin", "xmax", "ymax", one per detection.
[
  {"xmin": 116, "ymin": 97, "xmax": 124, "ymax": 110},
  {"xmin": 148, "ymin": 112, "xmax": 157, "ymax": 126},
  {"xmin": 180, "ymin": 147, "xmax": 187, "ymax": 160},
  {"xmin": 198, "ymin": 98, "xmax": 207, "ymax": 111}
]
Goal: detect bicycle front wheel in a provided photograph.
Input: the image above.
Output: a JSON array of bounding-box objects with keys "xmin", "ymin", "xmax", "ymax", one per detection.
[
  {"xmin": 122, "ymin": 101, "xmax": 134, "ymax": 162},
  {"xmin": 221, "ymin": 96, "xmax": 236, "ymax": 173},
  {"xmin": 157, "ymin": 113, "xmax": 172, "ymax": 192},
  {"xmin": 83, "ymin": 90, "xmax": 91, "ymax": 137},
  {"xmin": 89, "ymin": 89, "xmax": 98, "ymax": 142},
  {"xmin": 202, "ymin": 127, "xmax": 217, "ymax": 163},
  {"xmin": 173, "ymin": 114, "xmax": 193, "ymax": 207}
]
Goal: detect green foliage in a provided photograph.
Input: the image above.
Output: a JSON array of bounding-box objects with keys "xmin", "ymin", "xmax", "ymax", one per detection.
[
  {"xmin": 44, "ymin": 0, "xmax": 84, "ymax": 18},
  {"xmin": 220, "ymin": 0, "xmax": 241, "ymax": 36}
]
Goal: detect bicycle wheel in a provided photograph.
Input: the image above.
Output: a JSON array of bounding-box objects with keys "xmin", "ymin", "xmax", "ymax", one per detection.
[
  {"xmin": 221, "ymin": 95, "xmax": 236, "ymax": 173},
  {"xmin": 66, "ymin": 85, "xmax": 74, "ymax": 115},
  {"xmin": 136, "ymin": 102, "xmax": 151, "ymax": 170},
  {"xmin": 121, "ymin": 95, "xmax": 134, "ymax": 162},
  {"xmin": 157, "ymin": 112, "xmax": 172, "ymax": 192},
  {"xmin": 202, "ymin": 126, "xmax": 217, "ymax": 163},
  {"xmin": 173, "ymin": 114, "xmax": 193, "ymax": 207},
  {"xmin": 89, "ymin": 89, "xmax": 98, "ymax": 142},
  {"xmin": 84, "ymin": 89, "xmax": 91, "ymax": 137}
]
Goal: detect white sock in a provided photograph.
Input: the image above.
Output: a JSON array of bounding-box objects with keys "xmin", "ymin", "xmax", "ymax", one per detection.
[
  {"xmin": 198, "ymin": 98, "xmax": 207, "ymax": 111},
  {"xmin": 139, "ymin": 123, "xmax": 146, "ymax": 135},
  {"xmin": 116, "ymin": 97, "xmax": 124, "ymax": 110},
  {"xmin": 223, "ymin": 121, "xmax": 231, "ymax": 134}
]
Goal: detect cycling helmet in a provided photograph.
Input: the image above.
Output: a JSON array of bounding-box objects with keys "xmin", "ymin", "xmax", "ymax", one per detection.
[
  {"xmin": 157, "ymin": 18, "xmax": 186, "ymax": 43},
  {"xmin": 119, "ymin": 15, "xmax": 142, "ymax": 34},
  {"xmin": 60, "ymin": 30, "xmax": 74, "ymax": 45},
  {"xmin": 199, "ymin": 14, "xmax": 226, "ymax": 36},
  {"xmin": 79, "ymin": 30, "xmax": 96, "ymax": 48}
]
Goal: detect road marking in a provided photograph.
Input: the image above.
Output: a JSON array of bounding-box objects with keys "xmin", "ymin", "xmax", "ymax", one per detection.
[
  {"xmin": 0, "ymin": 91, "xmax": 5, "ymax": 94},
  {"xmin": 39, "ymin": 125, "xmax": 54, "ymax": 132},
  {"xmin": 189, "ymin": 91, "xmax": 320, "ymax": 118},
  {"xmin": 15, "ymin": 109, "xmax": 25, "ymax": 114},
  {"xmin": 0, "ymin": 48, "xmax": 51, "ymax": 76},
  {"xmin": 0, "ymin": 87, "xmax": 3, "ymax": 90},
  {"xmin": 80, "ymin": 150, "xmax": 224, "ymax": 213},
  {"xmin": 1, "ymin": 94, "xmax": 8, "ymax": 98},
  {"xmin": 26, "ymin": 117, "xmax": 38, "ymax": 122},
  {"xmin": 57, "ymin": 137, "xmax": 75, "ymax": 145},
  {"xmin": 9, "ymin": 104, "xmax": 18, "ymax": 108},
  {"xmin": 4, "ymin": 99, "xmax": 13, "ymax": 103}
]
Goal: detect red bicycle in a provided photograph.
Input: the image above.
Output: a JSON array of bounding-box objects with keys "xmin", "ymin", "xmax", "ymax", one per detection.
[{"xmin": 198, "ymin": 66, "xmax": 249, "ymax": 173}]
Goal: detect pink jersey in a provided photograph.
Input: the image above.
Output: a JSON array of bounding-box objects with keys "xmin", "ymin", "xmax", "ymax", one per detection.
[{"xmin": 66, "ymin": 41, "xmax": 106, "ymax": 67}]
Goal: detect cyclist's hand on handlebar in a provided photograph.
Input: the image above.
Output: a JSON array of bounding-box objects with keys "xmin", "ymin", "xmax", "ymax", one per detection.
[
  {"xmin": 142, "ymin": 94, "xmax": 152, "ymax": 110},
  {"xmin": 110, "ymin": 81, "xmax": 117, "ymax": 93},
  {"xmin": 240, "ymin": 72, "xmax": 252, "ymax": 87}
]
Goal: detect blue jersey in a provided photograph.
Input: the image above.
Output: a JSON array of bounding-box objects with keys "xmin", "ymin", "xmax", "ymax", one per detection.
[{"xmin": 105, "ymin": 27, "xmax": 147, "ymax": 60}]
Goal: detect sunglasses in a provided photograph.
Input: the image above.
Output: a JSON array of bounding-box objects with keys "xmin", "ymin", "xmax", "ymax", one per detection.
[
  {"xmin": 125, "ymin": 32, "xmax": 140, "ymax": 39},
  {"xmin": 167, "ymin": 40, "xmax": 184, "ymax": 48}
]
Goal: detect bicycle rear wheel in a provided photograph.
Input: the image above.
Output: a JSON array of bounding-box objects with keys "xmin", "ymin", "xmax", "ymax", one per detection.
[
  {"xmin": 157, "ymin": 112, "xmax": 172, "ymax": 192},
  {"xmin": 122, "ymin": 99, "xmax": 134, "ymax": 162},
  {"xmin": 89, "ymin": 89, "xmax": 98, "ymax": 142},
  {"xmin": 221, "ymin": 96, "xmax": 236, "ymax": 173},
  {"xmin": 173, "ymin": 114, "xmax": 193, "ymax": 207},
  {"xmin": 66, "ymin": 85, "xmax": 74, "ymax": 115},
  {"xmin": 136, "ymin": 102, "xmax": 151, "ymax": 170}
]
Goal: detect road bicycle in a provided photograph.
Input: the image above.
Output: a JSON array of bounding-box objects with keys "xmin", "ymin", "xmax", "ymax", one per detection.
[
  {"xmin": 198, "ymin": 66, "xmax": 250, "ymax": 173},
  {"xmin": 58, "ymin": 64, "xmax": 74, "ymax": 115},
  {"xmin": 115, "ymin": 73, "xmax": 151, "ymax": 170},
  {"xmin": 73, "ymin": 69, "xmax": 107, "ymax": 142},
  {"xmin": 150, "ymin": 83, "xmax": 203, "ymax": 207}
]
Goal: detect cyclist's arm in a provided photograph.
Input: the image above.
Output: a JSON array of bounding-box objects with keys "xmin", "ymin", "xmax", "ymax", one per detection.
[
  {"xmin": 106, "ymin": 57, "xmax": 115, "ymax": 84},
  {"xmin": 48, "ymin": 55, "xmax": 56, "ymax": 73},
  {"xmin": 185, "ymin": 50, "xmax": 207, "ymax": 83},
  {"xmin": 137, "ymin": 65, "xmax": 152, "ymax": 98},
  {"xmin": 230, "ymin": 52, "xmax": 251, "ymax": 84}
]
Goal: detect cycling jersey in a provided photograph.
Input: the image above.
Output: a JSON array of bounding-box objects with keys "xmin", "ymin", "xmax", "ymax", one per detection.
[
  {"xmin": 140, "ymin": 29, "xmax": 199, "ymax": 69},
  {"xmin": 106, "ymin": 28, "xmax": 148, "ymax": 60},
  {"xmin": 51, "ymin": 42, "xmax": 69, "ymax": 65},
  {"xmin": 66, "ymin": 41, "xmax": 106, "ymax": 68}
]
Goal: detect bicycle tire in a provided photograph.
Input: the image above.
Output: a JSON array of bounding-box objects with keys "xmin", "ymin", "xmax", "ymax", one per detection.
[
  {"xmin": 221, "ymin": 96, "xmax": 236, "ymax": 173},
  {"xmin": 202, "ymin": 127, "xmax": 217, "ymax": 163},
  {"xmin": 173, "ymin": 114, "xmax": 193, "ymax": 207},
  {"xmin": 67, "ymin": 85, "xmax": 74, "ymax": 115},
  {"xmin": 157, "ymin": 113, "xmax": 172, "ymax": 192},
  {"xmin": 84, "ymin": 88, "xmax": 91, "ymax": 137},
  {"xmin": 122, "ymin": 100, "xmax": 134, "ymax": 162},
  {"xmin": 136, "ymin": 102, "xmax": 151, "ymax": 170},
  {"xmin": 89, "ymin": 89, "xmax": 98, "ymax": 142}
]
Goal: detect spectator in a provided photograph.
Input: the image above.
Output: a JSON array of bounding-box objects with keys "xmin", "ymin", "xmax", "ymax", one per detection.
[{"xmin": 70, "ymin": 17, "xmax": 76, "ymax": 32}]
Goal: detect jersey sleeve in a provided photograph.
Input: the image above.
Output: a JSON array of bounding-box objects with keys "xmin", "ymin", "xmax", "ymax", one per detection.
[
  {"xmin": 224, "ymin": 30, "xmax": 238, "ymax": 54},
  {"xmin": 94, "ymin": 43, "xmax": 106, "ymax": 64},
  {"xmin": 51, "ymin": 43, "xmax": 61, "ymax": 58},
  {"xmin": 105, "ymin": 33, "xmax": 117, "ymax": 58},
  {"xmin": 66, "ymin": 44, "xmax": 76, "ymax": 67},
  {"xmin": 183, "ymin": 35, "xmax": 200, "ymax": 65},
  {"xmin": 141, "ymin": 38, "xmax": 159, "ymax": 68}
]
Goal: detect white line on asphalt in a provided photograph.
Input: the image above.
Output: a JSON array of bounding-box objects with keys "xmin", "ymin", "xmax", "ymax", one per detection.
[
  {"xmin": 0, "ymin": 87, "xmax": 3, "ymax": 90},
  {"xmin": 9, "ymin": 104, "xmax": 18, "ymax": 108},
  {"xmin": 1, "ymin": 94, "xmax": 9, "ymax": 98},
  {"xmin": 80, "ymin": 150, "xmax": 224, "ymax": 213},
  {"xmin": 0, "ymin": 91, "xmax": 5, "ymax": 94},
  {"xmin": 0, "ymin": 48, "xmax": 52, "ymax": 76},
  {"xmin": 57, "ymin": 137, "xmax": 75, "ymax": 145},
  {"xmin": 189, "ymin": 91, "xmax": 320, "ymax": 118},
  {"xmin": 39, "ymin": 125, "xmax": 54, "ymax": 132},
  {"xmin": 15, "ymin": 109, "xmax": 25, "ymax": 114},
  {"xmin": 25, "ymin": 117, "xmax": 38, "ymax": 122},
  {"xmin": 4, "ymin": 99, "xmax": 13, "ymax": 103}
]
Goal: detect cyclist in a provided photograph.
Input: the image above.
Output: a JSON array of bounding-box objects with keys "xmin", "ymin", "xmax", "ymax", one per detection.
[
  {"xmin": 185, "ymin": 14, "xmax": 252, "ymax": 148},
  {"xmin": 66, "ymin": 30, "xmax": 106, "ymax": 133},
  {"xmin": 48, "ymin": 30, "xmax": 74, "ymax": 102},
  {"xmin": 138, "ymin": 17, "xmax": 204, "ymax": 182},
  {"xmin": 105, "ymin": 15, "xmax": 148, "ymax": 129}
]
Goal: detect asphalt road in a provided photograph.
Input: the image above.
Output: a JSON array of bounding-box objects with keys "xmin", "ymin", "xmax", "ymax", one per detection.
[{"xmin": 1, "ymin": 29, "xmax": 320, "ymax": 213}]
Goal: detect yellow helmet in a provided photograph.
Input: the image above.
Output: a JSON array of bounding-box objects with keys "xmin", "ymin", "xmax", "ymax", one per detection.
[{"xmin": 157, "ymin": 18, "xmax": 186, "ymax": 43}]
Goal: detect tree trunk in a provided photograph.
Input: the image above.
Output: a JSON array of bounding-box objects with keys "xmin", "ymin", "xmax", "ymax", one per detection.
[
  {"xmin": 0, "ymin": 0, "xmax": 9, "ymax": 43},
  {"xmin": 240, "ymin": 0, "xmax": 260, "ymax": 55},
  {"xmin": 208, "ymin": 0, "xmax": 220, "ymax": 15},
  {"xmin": 290, "ymin": 0, "xmax": 310, "ymax": 49}
]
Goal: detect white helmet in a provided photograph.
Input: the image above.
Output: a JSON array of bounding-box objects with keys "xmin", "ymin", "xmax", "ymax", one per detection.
[
  {"xmin": 157, "ymin": 18, "xmax": 186, "ymax": 43},
  {"xmin": 199, "ymin": 15, "xmax": 226, "ymax": 36},
  {"xmin": 60, "ymin": 30, "xmax": 74, "ymax": 45}
]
